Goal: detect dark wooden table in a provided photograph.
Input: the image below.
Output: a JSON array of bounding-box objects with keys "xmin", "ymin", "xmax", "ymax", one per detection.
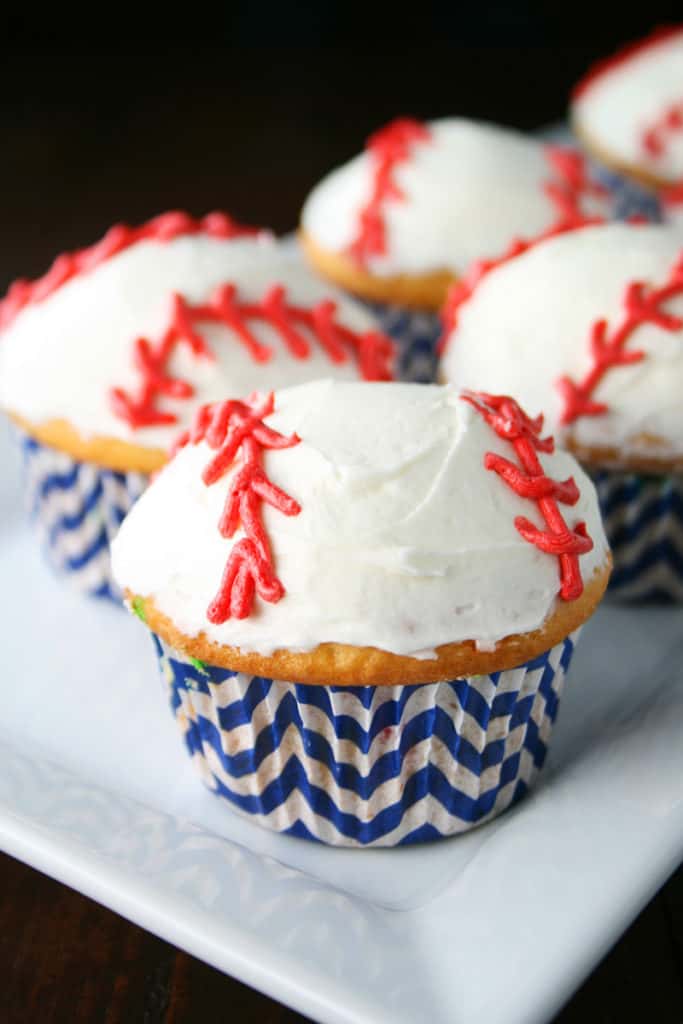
[{"xmin": 1, "ymin": 12, "xmax": 682, "ymax": 1021}]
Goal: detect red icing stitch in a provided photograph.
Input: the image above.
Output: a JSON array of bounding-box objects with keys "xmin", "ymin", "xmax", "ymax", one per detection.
[
  {"xmin": 110, "ymin": 285, "xmax": 394, "ymax": 429},
  {"xmin": 663, "ymin": 181, "xmax": 683, "ymax": 208},
  {"xmin": 572, "ymin": 25, "xmax": 683, "ymax": 101},
  {"xmin": 642, "ymin": 101, "xmax": 683, "ymax": 159},
  {"xmin": 556, "ymin": 254, "xmax": 683, "ymax": 426},
  {"xmin": 0, "ymin": 211, "xmax": 260, "ymax": 332},
  {"xmin": 347, "ymin": 118, "xmax": 432, "ymax": 266},
  {"xmin": 438, "ymin": 147, "xmax": 606, "ymax": 353},
  {"xmin": 174, "ymin": 393, "xmax": 301, "ymax": 622},
  {"xmin": 462, "ymin": 392, "xmax": 593, "ymax": 601},
  {"xmin": 543, "ymin": 146, "xmax": 608, "ymax": 224}
]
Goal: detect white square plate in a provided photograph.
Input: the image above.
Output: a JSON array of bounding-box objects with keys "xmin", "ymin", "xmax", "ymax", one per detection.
[{"xmin": 1, "ymin": 416, "xmax": 682, "ymax": 1024}]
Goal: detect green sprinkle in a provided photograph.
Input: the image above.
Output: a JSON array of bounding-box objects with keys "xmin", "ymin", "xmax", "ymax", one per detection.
[
  {"xmin": 132, "ymin": 596, "xmax": 147, "ymax": 623},
  {"xmin": 189, "ymin": 656, "xmax": 208, "ymax": 675}
]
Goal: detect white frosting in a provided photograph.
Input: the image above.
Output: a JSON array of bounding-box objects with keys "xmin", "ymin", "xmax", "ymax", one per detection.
[
  {"xmin": 0, "ymin": 235, "xmax": 383, "ymax": 450},
  {"xmin": 111, "ymin": 380, "xmax": 608, "ymax": 658},
  {"xmin": 301, "ymin": 118, "xmax": 610, "ymax": 276},
  {"xmin": 572, "ymin": 31, "xmax": 683, "ymax": 183},
  {"xmin": 440, "ymin": 224, "xmax": 683, "ymax": 460}
]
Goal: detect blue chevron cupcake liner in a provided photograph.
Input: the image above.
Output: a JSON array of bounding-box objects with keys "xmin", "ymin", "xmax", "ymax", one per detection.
[
  {"xmin": 363, "ymin": 301, "xmax": 441, "ymax": 383},
  {"xmin": 591, "ymin": 163, "xmax": 662, "ymax": 223},
  {"xmin": 18, "ymin": 431, "xmax": 148, "ymax": 601},
  {"xmin": 154, "ymin": 630, "xmax": 579, "ymax": 847},
  {"xmin": 590, "ymin": 468, "xmax": 683, "ymax": 601}
]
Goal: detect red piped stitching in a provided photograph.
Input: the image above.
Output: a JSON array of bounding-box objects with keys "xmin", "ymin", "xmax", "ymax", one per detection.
[
  {"xmin": 543, "ymin": 146, "xmax": 608, "ymax": 223},
  {"xmin": 642, "ymin": 101, "xmax": 683, "ymax": 159},
  {"xmin": 173, "ymin": 393, "xmax": 301, "ymax": 622},
  {"xmin": 438, "ymin": 147, "xmax": 606, "ymax": 352},
  {"xmin": 110, "ymin": 284, "xmax": 395, "ymax": 429},
  {"xmin": 462, "ymin": 392, "xmax": 593, "ymax": 601},
  {"xmin": 572, "ymin": 25, "xmax": 683, "ymax": 101},
  {"xmin": 347, "ymin": 118, "xmax": 432, "ymax": 266},
  {"xmin": 556, "ymin": 254, "xmax": 683, "ymax": 426},
  {"xmin": 0, "ymin": 211, "xmax": 260, "ymax": 332},
  {"xmin": 663, "ymin": 181, "xmax": 683, "ymax": 209}
]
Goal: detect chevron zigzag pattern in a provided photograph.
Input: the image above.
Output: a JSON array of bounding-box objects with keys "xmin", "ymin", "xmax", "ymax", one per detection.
[
  {"xmin": 18, "ymin": 432, "xmax": 148, "ymax": 600},
  {"xmin": 155, "ymin": 631, "xmax": 578, "ymax": 847},
  {"xmin": 591, "ymin": 164, "xmax": 663, "ymax": 222},
  {"xmin": 591, "ymin": 469, "xmax": 683, "ymax": 601},
  {"xmin": 367, "ymin": 301, "xmax": 441, "ymax": 383}
]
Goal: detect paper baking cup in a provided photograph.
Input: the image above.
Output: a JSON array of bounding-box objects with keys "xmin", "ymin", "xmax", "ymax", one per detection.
[
  {"xmin": 18, "ymin": 431, "xmax": 148, "ymax": 600},
  {"xmin": 592, "ymin": 164, "xmax": 662, "ymax": 223},
  {"xmin": 591, "ymin": 469, "xmax": 683, "ymax": 601},
  {"xmin": 153, "ymin": 631, "xmax": 579, "ymax": 847},
  {"xmin": 363, "ymin": 301, "xmax": 441, "ymax": 383}
]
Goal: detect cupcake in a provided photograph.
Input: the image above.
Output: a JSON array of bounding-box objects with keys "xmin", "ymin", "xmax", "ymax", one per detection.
[
  {"xmin": 299, "ymin": 117, "xmax": 612, "ymax": 381},
  {"xmin": 662, "ymin": 182, "xmax": 683, "ymax": 227},
  {"xmin": 0, "ymin": 212, "xmax": 395, "ymax": 599},
  {"xmin": 439, "ymin": 222, "xmax": 683, "ymax": 600},
  {"xmin": 111, "ymin": 380, "xmax": 610, "ymax": 847},
  {"xmin": 571, "ymin": 25, "xmax": 683, "ymax": 219}
]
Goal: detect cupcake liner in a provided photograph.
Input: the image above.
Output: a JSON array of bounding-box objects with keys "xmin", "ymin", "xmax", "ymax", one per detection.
[
  {"xmin": 153, "ymin": 631, "xmax": 579, "ymax": 847},
  {"xmin": 590, "ymin": 468, "xmax": 683, "ymax": 601},
  {"xmin": 363, "ymin": 301, "xmax": 441, "ymax": 383},
  {"xmin": 18, "ymin": 431, "xmax": 148, "ymax": 600},
  {"xmin": 591, "ymin": 163, "xmax": 662, "ymax": 223}
]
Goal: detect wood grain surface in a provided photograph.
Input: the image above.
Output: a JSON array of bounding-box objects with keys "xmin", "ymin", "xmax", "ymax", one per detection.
[{"xmin": 1, "ymin": 11, "xmax": 681, "ymax": 1021}]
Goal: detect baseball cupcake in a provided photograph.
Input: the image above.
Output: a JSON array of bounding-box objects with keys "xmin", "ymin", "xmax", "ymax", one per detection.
[
  {"xmin": 0, "ymin": 212, "xmax": 394, "ymax": 599},
  {"xmin": 112, "ymin": 380, "xmax": 610, "ymax": 847},
  {"xmin": 440, "ymin": 222, "xmax": 683, "ymax": 600},
  {"xmin": 571, "ymin": 25, "xmax": 683, "ymax": 220},
  {"xmin": 300, "ymin": 117, "xmax": 612, "ymax": 381}
]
